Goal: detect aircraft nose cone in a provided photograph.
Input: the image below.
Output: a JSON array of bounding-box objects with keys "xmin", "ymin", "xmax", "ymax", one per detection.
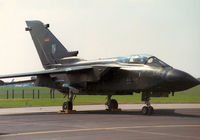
[{"xmin": 165, "ymin": 69, "xmax": 199, "ymax": 91}]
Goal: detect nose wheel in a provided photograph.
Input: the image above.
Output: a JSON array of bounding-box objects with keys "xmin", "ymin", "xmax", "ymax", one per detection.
[
  {"xmin": 141, "ymin": 106, "xmax": 154, "ymax": 115},
  {"xmin": 141, "ymin": 94, "xmax": 154, "ymax": 115}
]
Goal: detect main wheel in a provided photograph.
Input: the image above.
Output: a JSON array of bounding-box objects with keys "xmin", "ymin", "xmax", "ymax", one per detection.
[
  {"xmin": 62, "ymin": 101, "xmax": 73, "ymax": 111},
  {"xmin": 147, "ymin": 106, "xmax": 154, "ymax": 115},
  {"xmin": 108, "ymin": 99, "xmax": 118, "ymax": 110},
  {"xmin": 141, "ymin": 106, "xmax": 148, "ymax": 115}
]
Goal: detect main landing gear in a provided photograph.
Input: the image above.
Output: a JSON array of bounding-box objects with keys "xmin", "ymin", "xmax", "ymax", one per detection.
[
  {"xmin": 141, "ymin": 92, "xmax": 154, "ymax": 115},
  {"xmin": 62, "ymin": 101, "xmax": 73, "ymax": 111},
  {"xmin": 105, "ymin": 95, "xmax": 120, "ymax": 111},
  {"xmin": 62, "ymin": 92, "xmax": 74, "ymax": 112}
]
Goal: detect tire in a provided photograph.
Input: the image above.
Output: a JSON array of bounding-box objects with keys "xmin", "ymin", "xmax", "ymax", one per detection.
[
  {"xmin": 108, "ymin": 99, "xmax": 118, "ymax": 110},
  {"xmin": 141, "ymin": 106, "xmax": 148, "ymax": 115},
  {"xmin": 147, "ymin": 106, "xmax": 154, "ymax": 115},
  {"xmin": 62, "ymin": 101, "xmax": 73, "ymax": 111}
]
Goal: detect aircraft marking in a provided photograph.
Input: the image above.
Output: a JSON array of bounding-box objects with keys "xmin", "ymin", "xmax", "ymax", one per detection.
[
  {"xmin": 44, "ymin": 37, "xmax": 50, "ymax": 42},
  {"xmin": 52, "ymin": 44, "xmax": 56, "ymax": 54}
]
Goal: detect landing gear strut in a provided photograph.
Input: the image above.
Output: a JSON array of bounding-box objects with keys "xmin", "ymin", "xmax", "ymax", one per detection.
[
  {"xmin": 62, "ymin": 92, "xmax": 74, "ymax": 111},
  {"xmin": 105, "ymin": 95, "xmax": 119, "ymax": 111},
  {"xmin": 141, "ymin": 92, "xmax": 154, "ymax": 115}
]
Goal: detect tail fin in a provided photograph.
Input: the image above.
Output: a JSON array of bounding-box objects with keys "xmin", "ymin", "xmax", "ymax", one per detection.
[{"xmin": 25, "ymin": 20, "xmax": 78, "ymax": 69}]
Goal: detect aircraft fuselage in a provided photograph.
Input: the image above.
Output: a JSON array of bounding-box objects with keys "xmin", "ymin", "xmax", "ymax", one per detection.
[{"xmin": 51, "ymin": 58, "xmax": 199, "ymax": 96}]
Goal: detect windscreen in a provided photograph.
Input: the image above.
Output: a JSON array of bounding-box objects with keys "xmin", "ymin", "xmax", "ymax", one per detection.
[
  {"xmin": 146, "ymin": 56, "xmax": 171, "ymax": 68},
  {"xmin": 117, "ymin": 54, "xmax": 152, "ymax": 64},
  {"xmin": 117, "ymin": 54, "xmax": 171, "ymax": 68}
]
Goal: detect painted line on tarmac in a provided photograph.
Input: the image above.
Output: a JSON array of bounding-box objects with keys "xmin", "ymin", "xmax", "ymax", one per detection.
[
  {"xmin": 1, "ymin": 124, "xmax": 200, "ymax": 137},
  {"xmin": 117, "ymin": 127, "xmax": 200, "ymax": 139}
]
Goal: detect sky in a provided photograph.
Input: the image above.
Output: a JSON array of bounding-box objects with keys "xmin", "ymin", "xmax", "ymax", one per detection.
[{"xmin": 0, "ymin": 0, "xmax": 200, "ymax": 78}]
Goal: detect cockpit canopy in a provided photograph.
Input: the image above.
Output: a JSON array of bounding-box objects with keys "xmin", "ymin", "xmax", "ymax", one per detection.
[{"xmin": 116, "ymin": 54, "xmax": 171, "ymax": 68}]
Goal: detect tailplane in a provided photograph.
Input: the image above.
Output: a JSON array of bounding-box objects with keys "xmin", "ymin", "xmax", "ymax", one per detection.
[{"xmin": 25, "ymin": 20, "xmax": 78, "ymax": 69}]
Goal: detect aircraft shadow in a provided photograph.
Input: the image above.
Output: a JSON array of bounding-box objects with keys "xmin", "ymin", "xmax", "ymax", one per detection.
[
  {"xmin": 2, "ymin": 109, "xmax": 200, "ymax": 118},
  {"xmin": 73, "ymin": 109, "xmax": 200, "ymax": 118},
  {"xmin": 0, "ymin": 133, "xmax": 9, "ymax": 136},
  {"xmin": 153, "ymin": 109, "xmax": 200, "ymax": 118}
]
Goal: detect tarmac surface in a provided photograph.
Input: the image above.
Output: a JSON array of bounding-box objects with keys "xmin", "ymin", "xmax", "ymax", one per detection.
[{"xmin": 0, "ymin": 104, "xmax": 200, "ymax": 140}]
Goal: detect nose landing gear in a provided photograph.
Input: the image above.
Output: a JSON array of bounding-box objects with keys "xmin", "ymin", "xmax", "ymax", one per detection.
[
  {"xmin": 141, "ymin": 102, "xmax": 154, "ymax": 115},
  {"xmin": 141, "ymin": 92, "xmax": 154, "ymax": 115}
]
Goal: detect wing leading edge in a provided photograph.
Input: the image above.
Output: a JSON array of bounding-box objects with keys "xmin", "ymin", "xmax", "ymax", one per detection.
[
  {"xmin": 0, "ymin": 66, "xmax": 93, "ymax": 79},
  {"xmin": 0, "ymin": 65, "xmax": 119, "ymax": 80}
]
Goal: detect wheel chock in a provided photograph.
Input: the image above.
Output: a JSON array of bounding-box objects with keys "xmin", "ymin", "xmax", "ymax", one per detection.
[
  {"xmin": 58, "ymin": 110, "xmax": 65, "ymax": 113},
  {"xmin": 58, "ymin": 110, "xmax": 76, "ymax": 114},
  {"xmin": 106, "ymin": 108, "xmax": 122, "ymax": 112},
  {"xmin": 65, "ymin": 110, "xmax": 76, "ymax": 114}
]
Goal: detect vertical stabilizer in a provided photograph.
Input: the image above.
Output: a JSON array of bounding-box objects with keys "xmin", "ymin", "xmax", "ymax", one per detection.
[{"xmin": 25, "ymin": 20, "xmax": 78, "ymax": 69}]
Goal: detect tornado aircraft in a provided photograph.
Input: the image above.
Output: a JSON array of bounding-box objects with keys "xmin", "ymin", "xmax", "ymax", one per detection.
[{"xmin": 0, "ymin": 21, "xmax": 199, "ymax": 115}]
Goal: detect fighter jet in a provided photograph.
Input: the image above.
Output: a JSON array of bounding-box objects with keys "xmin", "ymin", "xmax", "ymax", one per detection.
[{"xmin": 0, "ymin": 20, "xmax": 199, "ymax": 115}]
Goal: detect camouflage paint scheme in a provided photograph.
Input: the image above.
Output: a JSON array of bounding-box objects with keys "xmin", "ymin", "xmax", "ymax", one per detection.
[{"xmin": 0, "ymin": 21, "xmax": 199, "ymax": 114}]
